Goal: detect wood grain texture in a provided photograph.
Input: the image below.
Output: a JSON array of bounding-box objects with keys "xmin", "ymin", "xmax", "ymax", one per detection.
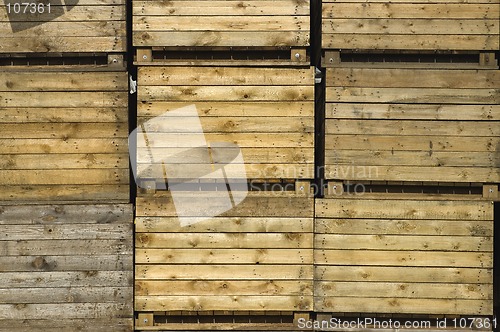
[
  {"xmin": 325, "ymin": 68, "xmax": 500, "ymax": 183},
  {"xmin": 135, "ymin": 193, "xmax": 313, "ymax": 313},
  {"xmin": 322, "ymin": 2, "xmax": 499, "ymax": 50},
  {"xmin": 314, "ymin": 197, "xmax": 493, "ymax": 315},
  {"xmin": 136, "ymin": 66, "xmax": 314, "ymax": 181},
  {"xmin": 0, "ymin": 3, "xmax": 125, "ymax": 53},
  {"xmin": 0, "ymin": 204, "xmax": 133, "ymax": 331},
  {"xmin": 132, "ymin": 0, "xmax": 310, "ymax": 48},
  {"xmin": 0, "ymin": 68, "xmax": 128, "ymax": 202}
]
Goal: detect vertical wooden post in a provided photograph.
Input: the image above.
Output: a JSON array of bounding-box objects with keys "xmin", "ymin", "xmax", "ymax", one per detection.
[
  {"xmin": 291, "ymin": 48, "xmax": 307, "ymax": 63},
  {"xmin": 327, "ymin": 181, "xmax": 344, "ymax": 196},
  {"xmin": 483, "ymin": 184, "xmax": 498, "ymax": 199}
]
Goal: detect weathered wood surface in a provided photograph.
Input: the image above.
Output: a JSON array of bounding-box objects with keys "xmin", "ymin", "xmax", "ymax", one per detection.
[
  {"xmin": 0, "ymin": 0, "xmax": 125, "ymax": 53},
  {"xmin": 0, "ymin": 68, "xmax": 129, "ymax": 202},
  {"xmin": 136, "ymin": 66, "xmax": 315, "ymax": 182},
  {"xmin": 135, "ymin": 192, "xmax": 314, "ymax": 312},
  {"xmin": 0, "ymin": 204, "xmax": 134, "ymax": 332},
  {"xmin": 314, "ymin": 197, "xmax": 494, "ymax": 315},
  {"xmin": 325, "ymin": 68, "xmax": 500, "ymax": 183},
  {"xmin": 133, "ymin": 0, "xmax": 310, "ymax": 48},
  {"xmin": 322, "ymin": 0, "xmax": 500, "ymax": 50}
]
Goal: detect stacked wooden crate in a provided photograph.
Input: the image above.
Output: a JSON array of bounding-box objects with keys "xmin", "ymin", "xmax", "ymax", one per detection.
[
  {"xmin": 132, "ymin": 0, "xmax": 316, "ymax": 330},
  {"xmin": 0, "ymin": 2, "xmax": 132, "ymax": 330},
  {"xmin": 320, "ymin": 0, "xmax": 499, "ymax": 324}
]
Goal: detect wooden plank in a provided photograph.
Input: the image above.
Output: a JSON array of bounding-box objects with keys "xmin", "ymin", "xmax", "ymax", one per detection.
[
  {"xmin": 137, "ymin": 162, "xmax": 314, "ymax": 180},
  {"xmin": 0, "ymin": 224, "xmax": 131, "ymax": 240},
  {"xmin": 0, "ymin": 92, "xmax": 127, "ymax": 107},
  {"xmin": 135, "ymin": 280, "xmax": 313, "ymax": 296},
  {"xmin": 139, "ymin": 67, "xmax": 314, "ymax": 86},
  {"xmin": 139, "ymin": 86, "xmax": 314, "ymax": 102},
  {"xmin": 322, "ymin": 3, "xmax": 499, "ymax": 19},
  {"xmin": 0, "ymin": 123, "xmax": 127, "ymax": 139},
  {"xmin": 0, "ymin": 169, "xmax": 129, "ymax": 185},
  {"xmin": 326, "ymin": 88, "xmax": 500, "ymax": 104},
  {"xmin": 136, "ymin": 133, "xmax": 314, "ymax": 148},
  {"xmin": 0, "ymin": 72, "xmax": 128, "ymax": 91},
  {"xmin": 0, "ymin": 287, "xmax": 132, "ymax": 304},
  {"xmin": 136, "ymin": 195, "xmax": 314, "ymax": 218},
  {"xmin": 325, "ymin": 135, "xmax": 500, "ymax": 152},
  {"xmin": 0, "ymin": 271, "xmax": 133, "ymax": 288},
  {"xmin": 0, "ymin": 108, "xmax": 128, "ymax": 123},
  {"xmin": 315, "ymin": 218, "xmax": 493, "ymax": 236},
  {"xmin": 136, "ymin": 217, "xmax": 313, "ymax": 233},
  {"xmin": 325, "ymin": 150, "xmax": 500, "ymax": 167},
  {"xmin": 315, "ymin": 297, "xmax": 492, "ymax": 315},
  {"xmin": 137, "ymin": 116, "xmax": 314, "ymax": 133},
  {"xmin": 315, "ymin": 199, "xmax": 493, "ymax": 220},
  {"xmin": 135, "ymin": 265, "xmax": 313, "ymax": 280},
  {"xmin": 0, "ymin": 185, "xmax": 129, "ymax": 202},
  {"xmin": 315, "ymin": 266, "xmax": 492, "ymax": 283},
  {"xmin": 0, "ymin": 138, "xmax": 128, "ymax": 154},
  {"xmin": 136, "ymin": 233, "xmax": 313, "ymax": 249},
  {"xmin": 315, "ymin": 234, "xmax": 492, "ymax": 251},
  {"xmin": 0, "ymin": 239, "xmax": 132, "ymax": 256},
  {"xmin": 134, "ymin": 15, "xmax": 308, "ymax": 31},
  {"xmin": 0, "ymin": 303, "xmax": 131, "ymax": 320},
  {"xmin": 325, "ymin": 165, "xmax": 500, "ymax": 182},
  {"xmin": 135, "ymin": 248, "xmax": 314, "ymax": 264},
  {"xmin": 325, "ymin": 104, "xmax": 500, "ymax": 121},
  {"xmin": 0, "ymin": 318, "xmax": 133, "ymax": 332},
  {"xmin": 323, "ymin": 34, "xmax": 498, "ymax": 50},
  {"xmin": 323, "ymin": 19, "xmax": 499, "ymax": 35},
  {"xmin": 132, "ymin": 1, "xmax": 310, "ymax": 16},
  {"xmin": 0, "ymin": 255, "xmax": 132, "ymax": 272},
  {"xmin": 0, "ymin": 37, "xmax": 126, "ymax": 53},
  {"xmin": 135, "ymin": 295, "xmax": 312, "ymax": 312},
  {"xmin": 0, "ymin": 154, "xmax": 129, "ymax": 170},
  {"xmin": 326, "ymin": 68, "xmax": 500, "ymax": 89},
  {"xmin": 315, "ymin": 250, "xmax": 492, "ymax": 268},
  {"xmin": 138, "ymin": 102, "xmax": 314, "ymax": 118},
  {"xmin": 315, "ymin": 282, "xmax": 492, "ymax": 300}
]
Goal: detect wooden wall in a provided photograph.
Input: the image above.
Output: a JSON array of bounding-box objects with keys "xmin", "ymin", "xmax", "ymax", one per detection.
[
  {"xmin": 135, "ymin": 192, "xmax": 314, "ymax": 313},
  {"xmin": 0, "ymin": 0, "xmax": 126, "ymax": 53},
  {"xmin": 325, "ymin": 67, "xmax": 500, "ymax": 183},
  {"xmin": 136, "ymin": 65, "xmax": 315, "ymax": 181},
  {"xmin": 0, "ymin": 67, "xmax": 130, "ymax": 202},
  {"xmin": 133, "ymin": 0, "xmax": 310, "ymax": 48},
  {"xmin": 315, "ymin": 196, "xmax": 494, "ymax": 315},
  {"xmin": 322, "ymin": 0, "xmax": 500, "ymax": 51},
  {"xmin": 0, "ymin": 204, "xmax": 134, "ymax": 331}
]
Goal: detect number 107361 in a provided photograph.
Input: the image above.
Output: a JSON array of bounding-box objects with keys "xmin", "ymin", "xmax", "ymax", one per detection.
[{"xmin": 7, "ymin": 2, "xmax": 51, "ymax": 14}]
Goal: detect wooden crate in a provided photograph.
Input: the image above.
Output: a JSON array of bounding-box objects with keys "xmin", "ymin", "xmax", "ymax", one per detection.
[
  {"xmin": 314, "ymin": 195, "xmax": 494, "ymax": 315},
  {"xmin": 135, "ymin": 191, "xmax": 314, "ymax": 317},
  {"xmin": 0, "ymin": 0, "xmax": 126, "ymax": 53},
  {"xmin": 133, "ymin": 0, "xmax": 310, "ymax": 49},
  {"xmin": 325, "ymin": 67, "xmax": 500, "ymax": 183},
  {"xmin": 0, "ymin": 65, "xmax": 129, "ymax": 202},
  {"xmin": 0, "ymin": 204, "xmax": 134, "ymax": 331},
  {"xmin": 322, "ymin": 0, "xmax": 500, "ymax": 51},
  {"xmin": 136, "ymin": 65, "xmax": 315, "ymax": 183}
]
